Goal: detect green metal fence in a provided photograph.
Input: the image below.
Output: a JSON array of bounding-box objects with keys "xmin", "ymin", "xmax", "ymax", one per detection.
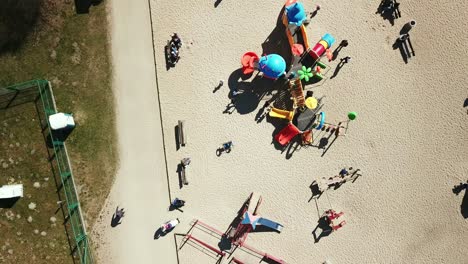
[{"xmin": 0, "ymin": 79, "xmax": 93, "ymax": 264}]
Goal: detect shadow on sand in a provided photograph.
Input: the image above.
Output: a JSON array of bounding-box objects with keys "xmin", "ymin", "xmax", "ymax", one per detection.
[
  {"xmin": 453, "ymin": 182, "xmax": 468, "ymax": 218},
  {"xmin": 225, "ymin": 69, "xmax": 284, "ymax": 115},
  {"xmin": 110, "ymin": 213, "xmax": 122, "ymax": 227},
  {"xmin": 312, "ymin": 216, "xmax": 332, "ymax": 243}
]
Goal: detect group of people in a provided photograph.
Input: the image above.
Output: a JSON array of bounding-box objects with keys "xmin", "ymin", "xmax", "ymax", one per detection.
[
  {"xmin": 312, "ymin": 167, "xmax": 362, "ymax": 196},
  {"xmin": 167, "ymin": 33, "xmax": 182, "ymax": 65}
]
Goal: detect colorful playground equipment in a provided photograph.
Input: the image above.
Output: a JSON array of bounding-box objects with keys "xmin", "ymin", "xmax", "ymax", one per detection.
[
  {"xmin": 226, "ymin": 192, "xmax": 283, "ymax": 246},
  {"xmin": 285, "ymin": 1, "xmax": 307, "ymax": 26},
  {"xmin": 289, "ymin": 78, "xmax": 305, "ymax": 108},
  {"xmin": 274, "ymin": 123, "xmax": 301, "ymax": 146},
  {"xmin": 310, "ymin": 33, "xmax": 335, "ymax": 61},
  {"xmin": 282, "ymin": 1, "xmax": 310, "ymax": 59},
  {"xmin": 241, "ymin": 51, "xmax": 259, "ymax": 74},
  {"xmin": 182, "ymin": 219, "xmax": 286, "ymax": 264},
  {"xmin": 269, "ymin": 107, "xmax": 295, "ymax": 121},
  {"xmin": 258, "ymin": 54, "xmax": 287, "ymax": 79},
  {"xmin": 241, "ymin": 52, "xmax": 286, "ymax": 79},
  {"xmin": 237, "ymin": 1, "xmax": 354, "ymax": 148}
]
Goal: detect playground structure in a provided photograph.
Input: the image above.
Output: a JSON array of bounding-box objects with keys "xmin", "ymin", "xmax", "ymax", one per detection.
[
  {"xmin": 178, "ymin": 193, "xmax": 285, "ymax": 264},
  {"xmin": 237, "ymin": 1, "xmax": 356, "ymax": 148},
  {"xmin": 282, "ymin": 1, "xmax": 310, "ymax": 62},
  {"xmin": 180, "ymin": 219, "xmax": 286, "ymax": 264},
  {"xmin": 241, "ymin": 53, "xmax": 286, "ymax": 79},
  {"xmin": 225, "ymin": 192, "xmax": 283, "ymax": 246}
]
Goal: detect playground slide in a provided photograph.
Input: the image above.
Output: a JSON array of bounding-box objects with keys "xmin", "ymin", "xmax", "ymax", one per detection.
[
  {"xmin": 274, "ymin": 123, "xmax": 300, "ymax": 146},
  {"xmin": 269, "ymin": 107, "xmax": 294, "ymax": 121},
  {"xmin": 310, "ymin": 33, "xmax": 336, "ymax": 61},
  {"xmin": 282, "ymin": 8, "xmax": 309, "ymax": 57},
  {"xmin": 257, "ymin": 217, "xmax": 284, "ymax": 232}
]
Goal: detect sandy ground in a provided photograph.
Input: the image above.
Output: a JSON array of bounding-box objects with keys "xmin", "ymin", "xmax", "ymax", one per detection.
[
  {"xmin": 147, "ymin": 0, "xmax": 468, "ymax": 263},
  {"xmin": 91, "ymin": 0, "xmax": 177, "ymax": 263}
]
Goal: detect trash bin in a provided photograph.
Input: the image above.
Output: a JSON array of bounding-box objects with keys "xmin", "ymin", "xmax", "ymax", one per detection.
[{"xmin": 49, "ymin": 113, "xmax": 75, "ymax": 130}]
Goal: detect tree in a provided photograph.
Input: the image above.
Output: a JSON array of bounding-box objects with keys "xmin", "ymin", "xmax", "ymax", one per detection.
[{"xmin": 0, "ymin": 0, "xmax": 42, "ymax": 53}]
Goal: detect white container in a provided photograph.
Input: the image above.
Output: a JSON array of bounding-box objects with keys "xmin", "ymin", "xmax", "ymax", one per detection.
[
  {"xmin": 49, "ymin": 113, "xmax": 75, "ymax": 130},
  {"xmin": 0, "ymin": 184, "xmax": 23, "ymax": 199}
]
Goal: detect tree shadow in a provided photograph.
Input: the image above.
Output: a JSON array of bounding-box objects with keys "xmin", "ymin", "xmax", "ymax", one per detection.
[
  {"xmin": 0, "ymin": 0, "xmax": 41, "ymax": 54},
  {"xmin": 74, "ymin": 0, "xmax": 103, "ymax": 14}
]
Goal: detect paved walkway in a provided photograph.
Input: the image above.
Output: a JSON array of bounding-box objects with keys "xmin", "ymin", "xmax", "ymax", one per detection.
[{"xmin": 92, "ymin": 0, "xmax": 177, "ymax": 263}]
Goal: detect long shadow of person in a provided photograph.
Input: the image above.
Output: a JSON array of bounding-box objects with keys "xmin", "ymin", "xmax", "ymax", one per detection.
[
  {"xmin": 110, "ymin": 213, "xmax": 121, "ymax": 227},
  {"xmin": 329, "ymin": 59, "xmax": 347, "ymax": 79},
  {"xmin": 312, "ymin": 216, "xmax": 333, "ymax": 243},
  {"xmin": 332, "ymin": 46, "xmax": 343, "ymax": 61},
  {"xmin": 453, "ymin": 181, "xmax": 468, "ymax": 218}
]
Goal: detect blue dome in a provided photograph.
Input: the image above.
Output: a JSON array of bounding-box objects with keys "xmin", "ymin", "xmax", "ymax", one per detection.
[
  {"xmin": 258, "ymin": 54, "xmax": 286, "ymax": 79},
  {"xmin": 285, "ymin": 2, "xmax": 306, "ymax": 26}
]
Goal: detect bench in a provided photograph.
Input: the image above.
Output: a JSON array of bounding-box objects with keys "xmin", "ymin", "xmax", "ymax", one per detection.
[{"xmin": 178, "ymin": 120, "xmax": 187, "ymax": 147}]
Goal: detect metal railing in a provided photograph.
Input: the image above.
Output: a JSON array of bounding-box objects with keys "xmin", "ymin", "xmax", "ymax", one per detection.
[{"xmin": 0, "ymin": 79, "xmax": 93, "ymax": 264}]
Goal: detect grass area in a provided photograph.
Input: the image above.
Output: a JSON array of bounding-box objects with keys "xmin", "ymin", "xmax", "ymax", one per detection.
[
  {"xmin": 0, "ymin": 104, "xmax": 73, "ymax": 263},
  {"xmin": 0, "ymin": 0, "xmax": 116, "ymax": 259}
]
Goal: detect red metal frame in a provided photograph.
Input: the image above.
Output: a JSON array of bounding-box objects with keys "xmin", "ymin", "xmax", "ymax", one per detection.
[
  {"xmin": 185, "ymin": 234, "xmax": 225, "ymax": 257},
  {"xmin": 185, "ymin": 219, "xmax": 285, "ymax": 264}
]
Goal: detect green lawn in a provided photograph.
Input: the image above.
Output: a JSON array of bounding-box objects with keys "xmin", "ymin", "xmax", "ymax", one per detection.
[
  {"xmin": 0, "ymin": 104, "xmax": 74, "ymax": 263},
  {"xmin": 0, "ymin": 0, "xmax": 116, "ymax": 236}
]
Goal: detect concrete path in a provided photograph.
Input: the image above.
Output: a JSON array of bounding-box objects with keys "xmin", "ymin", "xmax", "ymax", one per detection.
[{"xmin": 91, "ymin": 0, "xmax": 178, "ymax": 263}]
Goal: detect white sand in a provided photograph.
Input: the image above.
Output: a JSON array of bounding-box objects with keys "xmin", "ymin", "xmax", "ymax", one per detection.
[{"xmin": 148, "ymin": 0, "xmax": 468, "ymax": 263}]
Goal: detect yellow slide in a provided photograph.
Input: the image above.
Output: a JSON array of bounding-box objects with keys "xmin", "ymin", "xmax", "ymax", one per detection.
[{"xmin": 269, "ymin": 107, "xmax": 294, "ymax": 121}]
